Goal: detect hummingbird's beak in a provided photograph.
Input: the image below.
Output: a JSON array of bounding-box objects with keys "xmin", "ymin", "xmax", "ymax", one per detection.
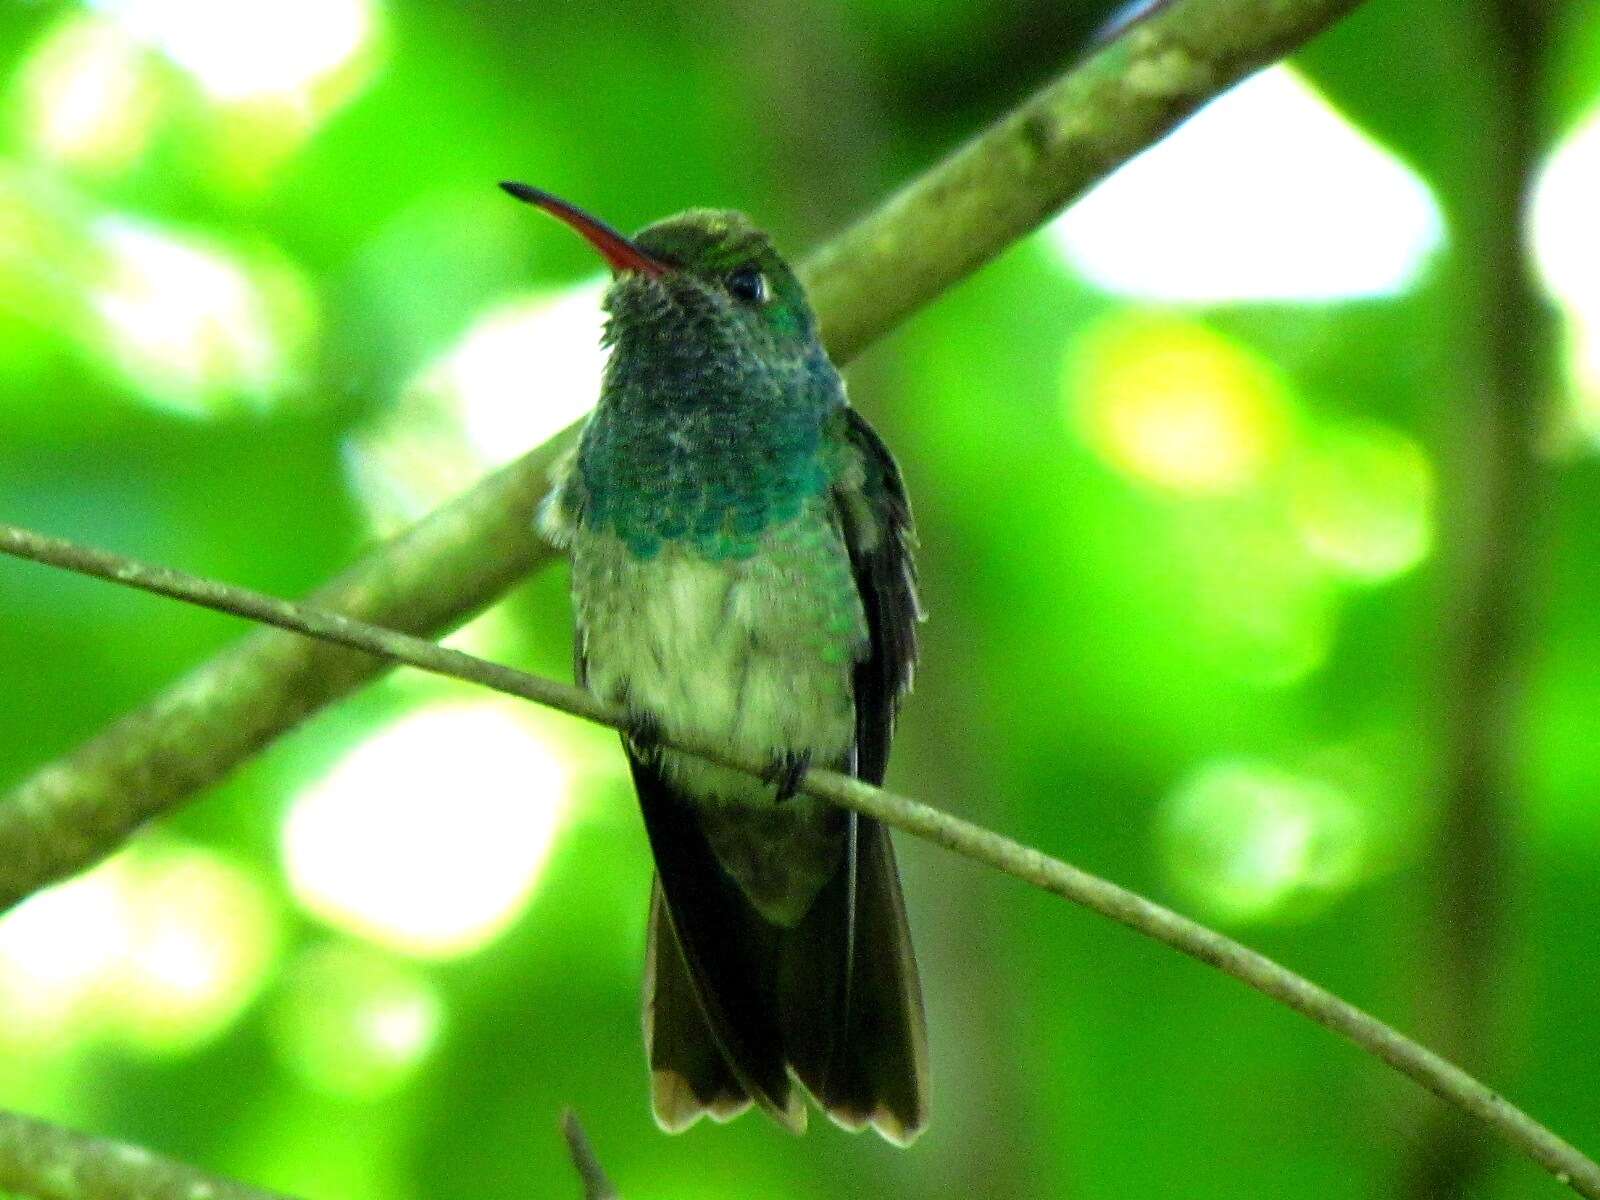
[{"xmin": 499, "ymin": 182, "xmax": 670, "ymax": 278}]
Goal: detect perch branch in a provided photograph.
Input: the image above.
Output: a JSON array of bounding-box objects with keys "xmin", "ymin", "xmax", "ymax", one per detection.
[
  {"xmin": 0, "ymin": 0, "xmax": 1369, "ymax": 911},
  {"xmin": 1, "ymin": 524, "xmax": 1597, "ymax": 1200}
]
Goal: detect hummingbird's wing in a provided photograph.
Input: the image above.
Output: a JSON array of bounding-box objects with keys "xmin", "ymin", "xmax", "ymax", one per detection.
[
  {"xmin": 780, "ymin": 406, "xmax": 929, "ymax": 1144},
  {"xmin": 832, "ymin": 406, "xmax": 922, "ymax": 783}
]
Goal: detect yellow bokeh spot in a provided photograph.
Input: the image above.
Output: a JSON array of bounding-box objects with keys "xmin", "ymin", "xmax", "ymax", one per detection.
[
  {"xmin": 14, "ymin": 15, "xmax": 165, "ymax": 173},
  {"xmin": 271, "ymin": 943, "xmax": 443, "ymax": 1099},
  {"xmin": 1160, "ymin": 759, "xmax": 1369, "ymax": 923},
  {"xmin": 1070, "ymin": 315, "xmax": 1292, "ymax": 493},
  {"xmin": 282, "ymin": 699, "xmax": 576, "ymax": 959},
  {"xmin": 1572, "ymin": 319, "xmax": 1600, "ymax": 441},
  {"xmin": 1288, "ymin": 422, "xmax": 1434, "ymax": 583}
]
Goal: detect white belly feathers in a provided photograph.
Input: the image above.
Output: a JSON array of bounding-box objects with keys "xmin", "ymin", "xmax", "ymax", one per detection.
[{"xmin": 571, "ymin": 522, "xmax": 865, "ymax": 806}]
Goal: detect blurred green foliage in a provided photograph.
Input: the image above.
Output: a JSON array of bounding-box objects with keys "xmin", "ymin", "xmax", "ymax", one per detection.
[{"xmin": 2, "ymin": 1, "xmax": 1599, "ymax": 1198}]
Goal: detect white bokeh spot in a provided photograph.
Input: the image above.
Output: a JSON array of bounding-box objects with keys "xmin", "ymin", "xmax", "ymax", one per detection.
[
  {"xmin": 90, "ymin": 0, "xmax": 376, "ymax": 102},
  {"xmin": 1049, "ymin": 65, "xmax": 1445, "ymax": 302},
  {"xmin": 282, "ymin": 699, "xmax": 575, "ymax": 959}
]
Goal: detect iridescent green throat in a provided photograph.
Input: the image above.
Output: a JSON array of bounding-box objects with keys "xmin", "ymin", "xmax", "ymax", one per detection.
[{"xmin": 570, "ymin": 348, "xmax": 843, "ymax": 562}]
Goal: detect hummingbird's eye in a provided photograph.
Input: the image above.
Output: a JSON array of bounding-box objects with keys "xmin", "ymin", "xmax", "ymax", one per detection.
[{"xmin": 725, "ymin": 264, "xmax": 769, "ymax": 305}]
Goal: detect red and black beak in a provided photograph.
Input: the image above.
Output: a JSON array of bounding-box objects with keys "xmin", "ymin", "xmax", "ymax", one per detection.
[{"xmin": 499, "ymin": 182, "xmax": 670, "ymax": 278}]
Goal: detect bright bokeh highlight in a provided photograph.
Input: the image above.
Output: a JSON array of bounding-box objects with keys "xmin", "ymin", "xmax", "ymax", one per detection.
[
  {"xmin": 90, "ymin": 0, "xmax": 378, "ymax": 103},
  {"xmin": 282, "ymin": 699, "xmax": 576, "ymax": 958},
  {"xmin": 1050, "ymin": 66, "xmax": 1445, "ymax": 302},
  {"xmin": 271, "ymin": 943, "xmax": 444, "ymax": 1099},
  {"xmin": 110, "ymin": 846, "xmax": 284, "ymax": 1052},
  {"xmin": 15, "ymin": 15, "xmax": 163, "ymax": 172},
  {"xmin": 448, "ymin": 281, "xmax": 610, "ymax": 465},
  {"xmin": 1159, "ymin": 759, "xmax": 1370, "ymax": 922},
  {"xmin": 1288, "ymin": 421, "xmax": 1434, "ymax": 583},
  {"xmin": 345, "ymin": 278, "xmax": 608, "ymax": 529},
  {"xmin": 1531, "ymin": 103, "xmax": 1600, "ymax": 441},
  {"xmin": 0, "ymin": 861, "xmax": 128, "ymax": 1048},
  {"xmin": 0, "ymin": 843, "xmax": 281, "ymax": 1054},
  {"xmin": 1068, "ymin": 314, "xmax": 1293, "ymax": 493},
  {"xmin": 87, "ymin": 216, "xmax": 312, "ymax": 416}
]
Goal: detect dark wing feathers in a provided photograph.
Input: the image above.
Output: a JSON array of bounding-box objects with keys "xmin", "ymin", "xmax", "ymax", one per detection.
[
  {"xmin": 797, "ymin": 405, "xmax": 927, "ymax": 1141},
  {"xmin": 834, "ymin": 406, "xmax": 922, "ymax": 786}
]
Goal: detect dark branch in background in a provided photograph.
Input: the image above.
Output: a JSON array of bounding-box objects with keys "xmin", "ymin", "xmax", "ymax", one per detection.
[
  {"xmin": 561, "ymin": 1111, "xmax": 621, "ymax": 1200},
  {"xmin": 0, "ymin": 0, "xmax": 1369, "ymax": 916},
  {"xmin": 1402, "ymin": 1, "xmax": 1556, "ymax": 1197},
  {"xmin": 2, "ymin": 525, "xmax": 1598, "ymax": 1200},
  {"xmin": 0, "ymin": 1110, "xmax": 296, "ymax": 1200}
]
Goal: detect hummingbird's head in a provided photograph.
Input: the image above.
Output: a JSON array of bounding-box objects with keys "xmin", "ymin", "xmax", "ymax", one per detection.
[{"xmin": 499, "ymin": 183, "xmax": 824, "ymax": 373}]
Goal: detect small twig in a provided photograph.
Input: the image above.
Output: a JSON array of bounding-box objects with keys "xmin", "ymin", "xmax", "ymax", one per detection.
[
  {"xmin": 0, "ymin": 1109, "xmax": 296, "ymax": 1200},
  {"xmin": 0, "ymin": 0, "xmax": 1373, "ymax": 917},
  {"xmin": 2, "ymin": 523, "xmax": 1597, "ymax": 1200},
  {"xmin": 561, "ymin": 1110, "xmax": 620, "ymax": 1200}
]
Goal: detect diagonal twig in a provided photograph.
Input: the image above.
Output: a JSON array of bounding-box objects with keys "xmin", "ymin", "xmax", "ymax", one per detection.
[
  {"xmin": 561, "ymin": 1110, "xmax": 621, "ymax": 1200},
  {"xmin": 2, "ymin": 522, "xmax": 1597, "ymax": 1200}
]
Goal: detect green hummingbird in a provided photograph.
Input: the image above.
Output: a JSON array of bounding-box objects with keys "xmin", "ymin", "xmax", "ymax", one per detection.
[{"xmin": 501, "ymin": 183, "xmax": 927, "ymax": 1144}]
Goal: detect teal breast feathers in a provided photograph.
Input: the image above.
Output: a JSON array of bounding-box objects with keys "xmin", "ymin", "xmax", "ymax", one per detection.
[{"xmin": 573, "ymin": 409, "xmax": 832, "ymax": 561}]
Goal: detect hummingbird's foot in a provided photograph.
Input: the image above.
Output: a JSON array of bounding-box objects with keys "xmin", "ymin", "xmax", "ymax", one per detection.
[
  {"xmin": 624, "ymin": 711, "xmax": 665, "ymax": 760},
  {"xmin": 763, "ymin": 750, "xmax": 813, "ymax": 803}
]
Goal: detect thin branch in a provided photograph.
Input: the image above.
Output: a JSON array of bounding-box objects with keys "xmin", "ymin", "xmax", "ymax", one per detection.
[
  {"xmin": 0, "ymin": 0, "xmax": 1370, "ymax": 913},
  {"xmin": 0, "ymin": 1109, "xmax": 296, "ymax": 1200},
  {"xmin": 2, "ymin": 525, "xmax": 1597, "ymax": 1200},
  {"xmin": 561, "ymin": 1111, "xmax": 620, "ymax": 1200}
]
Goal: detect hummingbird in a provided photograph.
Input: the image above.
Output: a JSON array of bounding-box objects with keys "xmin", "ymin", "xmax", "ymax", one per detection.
[{"xmin": 501, "ymin": 182, "xmax": 927, "ymax": 1144}]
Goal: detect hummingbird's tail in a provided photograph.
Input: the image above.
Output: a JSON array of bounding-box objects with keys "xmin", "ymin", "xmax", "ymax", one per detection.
[
  {"xmin": 782, "ymin": 815, "xmax": 929, "ymax": 1145},
  {"xmin": 640, "ymin": 797, "xmax": 928, "ymax": 1144}
]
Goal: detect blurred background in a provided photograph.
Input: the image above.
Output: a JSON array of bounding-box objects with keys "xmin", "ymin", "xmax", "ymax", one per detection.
[{"xmin": 1, "ymin": 0, "xmax": 1598, "ymax": 1197}]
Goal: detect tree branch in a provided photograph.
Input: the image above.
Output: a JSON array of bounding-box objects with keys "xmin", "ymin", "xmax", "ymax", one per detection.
[
  {"xmin": 1401, "ymin": 1, "xmax": 1556, "ymax": 1195},
  {"xmin": 0, "ymin": 0, "xmax": 1370, "ymax": 912},
  {"xmin": 0, "ymin": 1109, "xmax": 295, "ymax": 1200},
  {"xmin": 2, "ymin": 525, "xmax": 1597, "ymax": 1200}
]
